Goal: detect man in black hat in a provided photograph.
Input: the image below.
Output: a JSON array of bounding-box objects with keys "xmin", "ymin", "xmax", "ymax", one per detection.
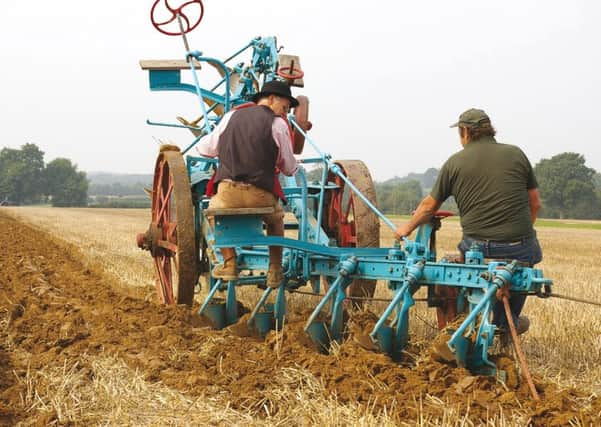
[
  {"xmin": 195, "ymin": 80, "xmax": 299, "ymax": 288},
  {"xmin": 394, "ymin": 108, "xmax": 543, "ymax": 336}
]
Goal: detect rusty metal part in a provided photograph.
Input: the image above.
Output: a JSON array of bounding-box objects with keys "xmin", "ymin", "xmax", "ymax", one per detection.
[
  {"xmin": 149, "ymin": 148, "xmax": 198, "ymax": 305},
  {"xmin": 136, "ymin": 223, "xmax": 163, "ymax": 257},
  {"xmin": 323, "ymin": 160, "xmax": 380, "ymax": 305},
  {"xmin": 502, "ymin": 295, "xmax": 540, "ymax": 401},
  {"xmin": 435, "ymin": 286, "xmax": 460, "ymax": 329},
  {"xmin": 292, "ymin": 95, "xmax": 311, "ymax": 154}
]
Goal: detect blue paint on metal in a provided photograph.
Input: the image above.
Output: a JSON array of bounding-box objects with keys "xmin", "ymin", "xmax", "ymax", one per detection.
[
  {"xmin": 254, "ymin": 303, "xmax": 274, "ymax": 337},
  {"xmin": 143, "ymin": 33, "xmax": 555, "ymax": 375},
  {"xmin": 198, "ymin": 279, "xmax": 223, "ymax": 317},
  {"xmin": 203, "ymin": 301, "xmax": 225, "ymax": 330},
  {"xmin": 274, "ymin": 285, "xmax": 287, "ymax": 329},
  {"xmin": 225, "ymin": 280, "xmax": 238, "ymax": 326},
  {"xmin": 329, "ymin": 257, "xmax": 357, "ymax": 341},
  {"xmin": 304, "ymin": 275, "xmax": 342, "ymax": 333},
  {"xmin": 370, "ymin": 281, "xmax": 409, "ymax": 342},
  {"xmin": 448, "ymin": 285, "xmax": 497, "ymax": 360},
  {"xmin": 247, "ymin": 287, "xmax": 273, "ymax": 327},
  {"xmin": 306, "ymin": 322, "xmax": 330, "ymax": 353},
  {"xmin": 303, "ymin": 256, "xmax": 357, "ymax": 342}
]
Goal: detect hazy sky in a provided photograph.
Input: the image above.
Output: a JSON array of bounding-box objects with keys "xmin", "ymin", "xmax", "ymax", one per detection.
[{"xmin": 2, "ymin": 1, "xmax": 600, "ymax": 181}]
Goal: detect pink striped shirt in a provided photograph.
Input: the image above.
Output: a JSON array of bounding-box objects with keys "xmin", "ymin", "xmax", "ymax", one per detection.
[{"xmin": 195, "ymin": 110, "xmax": 298, "ymax": 176}]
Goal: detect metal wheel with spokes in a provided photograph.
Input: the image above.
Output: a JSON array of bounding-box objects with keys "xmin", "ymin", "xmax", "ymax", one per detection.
[{"xmin": 137, "ymin": 146, "xmax": 198, "ymax": 305}]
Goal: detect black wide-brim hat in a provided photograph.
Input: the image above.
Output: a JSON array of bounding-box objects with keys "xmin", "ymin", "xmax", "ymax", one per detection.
[{"xmin": 251, "ymin": 80, "xmax": 299, "ymax": 108}]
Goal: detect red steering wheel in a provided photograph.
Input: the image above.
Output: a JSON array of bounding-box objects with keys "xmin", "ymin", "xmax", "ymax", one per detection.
[
  {"xmin": 151, "ymin": 0, "xmax": 204, "ymax": 36},
  {"xmin": 277, "ymin": 66, "xmax": 304, "ymax": 81}
]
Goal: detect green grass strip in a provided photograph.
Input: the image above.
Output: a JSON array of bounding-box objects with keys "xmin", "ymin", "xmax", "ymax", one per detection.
[
  {"xmin": 384, "ymin": 215, "xmax": 601, "ymax": 230},
  {"xmin": 534, "ymin": 219, "xmax": 601, "ymax": 230}
]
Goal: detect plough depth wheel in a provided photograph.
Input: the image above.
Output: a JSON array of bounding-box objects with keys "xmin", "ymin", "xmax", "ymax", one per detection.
[
  {"xmin": 324, "ymin": 160, "xmax": 380, "ymax": 302},
  {"xmin": 146, "ymin": 147, "xmax": 197, "ymax": 305}
]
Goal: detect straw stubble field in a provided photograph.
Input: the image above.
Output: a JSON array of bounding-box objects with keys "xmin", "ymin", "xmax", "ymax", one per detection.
[{"xmin": 1, "ymin": 207, "xmax": 600, "ymax": 426}]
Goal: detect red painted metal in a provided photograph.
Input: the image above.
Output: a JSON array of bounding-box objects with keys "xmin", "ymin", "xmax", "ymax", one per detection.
[
  {"xmin": 292, "ymin": 95, "xmax": 311, "ymax": 155},
  {"xmin": 151, "ymin": 0, "xmax": 204, "ymax": 36},
  {"xmin": 145, "ymin": 149, "xmax": 197, "ymax": 305},
  {"xmin": 277, "ymin": 66, "xmax": 304, "ymax": 81},
  {"xmin": 322, "ymin": 160, "xmax": 379, "ymax": 305},
  {"xmin": 151, "ymin": 156, "xmax": 178, "ymax": 304},
  {"xmin": 435, "ymin": 286, "xmax": 460, "ymax": 329},
  {"xmin": 434, "ymin": 210, "xmax": 454, "ymax": 218}
]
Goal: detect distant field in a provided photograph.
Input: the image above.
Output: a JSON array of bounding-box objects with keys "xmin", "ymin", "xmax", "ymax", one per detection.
[{"xmin": 388, "ymin": 214, "xmax": 601, "ymax": 230}]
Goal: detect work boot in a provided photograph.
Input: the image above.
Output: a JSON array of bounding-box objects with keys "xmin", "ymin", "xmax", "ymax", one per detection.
[
  {"xmin": 212, "ymin": 257, "xmax": 238, "ymax": 281},
  {"xmin": 267, "ymin": 265, "xmax": 284, "ymax": 289}
]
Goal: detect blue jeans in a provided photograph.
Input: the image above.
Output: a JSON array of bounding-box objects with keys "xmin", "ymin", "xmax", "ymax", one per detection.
[{"xmin": 458, "ymin": 233, "xmax": 543, "ymax": 330}]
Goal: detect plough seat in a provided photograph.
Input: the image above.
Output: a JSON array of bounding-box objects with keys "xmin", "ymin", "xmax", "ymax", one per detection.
[
  {"xmin": 139, "ymin": 59, "xmax": 202, "ymax": 70},
  {"xmin": 204, "ymin": 207, "xmax": 275, "ymax": 216},
  {"xmin": 205, "ymin": 207, "xmax": 275, "ymax": 243}
]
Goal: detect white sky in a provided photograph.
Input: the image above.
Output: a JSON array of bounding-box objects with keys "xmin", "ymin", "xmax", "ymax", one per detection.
[{"xmin": 1, "ymin": 1, "xmax": 600, "ymax": 181}]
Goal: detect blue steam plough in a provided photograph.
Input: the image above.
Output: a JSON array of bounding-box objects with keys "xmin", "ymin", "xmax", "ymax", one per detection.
[{"xmin": 136, "ymin": 0, "xmax": 553, "ymax": 378}]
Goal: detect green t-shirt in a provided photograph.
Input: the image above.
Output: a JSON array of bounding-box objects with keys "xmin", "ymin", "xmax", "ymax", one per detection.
[{"xmin": 430, "ymin": 136, "xmax": 537, "ymax": 241}]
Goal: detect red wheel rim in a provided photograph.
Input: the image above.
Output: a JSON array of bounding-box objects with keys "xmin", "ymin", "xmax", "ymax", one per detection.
[
  {"xmin": 277, "ymin": 66, "xmax": 304, "ymax": 81},
  {"xmin": 150, "ymin": 149, "xmax": 197, "ymax": 305},
  {"xmin": 152, "ymin": 156, "xmax": 177, "ymax": 304}
]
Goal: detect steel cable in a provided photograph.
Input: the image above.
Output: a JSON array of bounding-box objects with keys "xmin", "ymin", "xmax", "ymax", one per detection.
[{"xmin": 548, "ymin": 293, "xmax": 601, "ymax": 307}]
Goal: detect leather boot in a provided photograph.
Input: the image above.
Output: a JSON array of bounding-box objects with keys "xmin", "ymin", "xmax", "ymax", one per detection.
[{"xmin": 212, "ymin": 257, "xmax": 238, "ymax": 281}]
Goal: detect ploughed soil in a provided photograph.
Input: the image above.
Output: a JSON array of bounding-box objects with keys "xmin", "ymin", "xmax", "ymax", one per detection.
[{"xmin": 1, "ymin": 212, "xmax": 599, "ymax": 425}]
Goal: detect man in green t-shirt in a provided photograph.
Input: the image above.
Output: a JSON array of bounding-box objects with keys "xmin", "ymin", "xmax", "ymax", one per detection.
[{"xmin": 394, "ymin": 108, "xmax": 543, "ymax": 335}]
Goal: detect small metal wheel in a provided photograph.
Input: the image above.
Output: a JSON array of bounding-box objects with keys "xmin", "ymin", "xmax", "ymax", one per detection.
[
  {"xmin": 140, "ymin": 146, "xmax": 198, "ymax": 305},
  {"xmin": 323, "ymin": 160, "xmax": 380, "ymax": 303},
  {"xmin": 150, "ymin": 0, "xmax": 204, "ymax": 36},
  {"xmin": 277, "ymin": 66, "xmax": 304, "ymax": 81}
]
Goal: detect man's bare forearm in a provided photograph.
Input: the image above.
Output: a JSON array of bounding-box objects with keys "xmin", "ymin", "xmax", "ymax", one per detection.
[
  {"xmin": 407, "ymin": 202, "xmax": 436, "ymax": 232},
  {"xmin": 394, "ymin": 195, "xmax": 442, "ymax": 240},
  {"xmin": 528, "ymin": 188, "xmax": 542, "ymax": 224}
]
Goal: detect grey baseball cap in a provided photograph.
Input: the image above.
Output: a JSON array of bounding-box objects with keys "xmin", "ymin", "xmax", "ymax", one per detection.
[{"xmin": 450, "ymin": 108, "xmax": 491, "ymax": 129}]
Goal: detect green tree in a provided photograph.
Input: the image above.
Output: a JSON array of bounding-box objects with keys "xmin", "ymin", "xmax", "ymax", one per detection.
[
  {"xmin": 594, "ymin": 173, "xmax": 601, "ymax": 201},
  {"xmin": 376, "ymin": 180, "xmax": 423, "ymax": 214},
  {"xmin": 534, "ymin": 153, "xmax": 600, "ymax": 219},
  {"xmin": 44, "ymin": 158, "xmax": 88, "ymax": 207},
  {"xmin": 0, "ymin": 143, "xmax": 45, "ymax": 205}
]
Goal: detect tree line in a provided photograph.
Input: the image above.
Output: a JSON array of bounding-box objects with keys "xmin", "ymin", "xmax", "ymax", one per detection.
[
  {"xmin": 309, "ymin": 152, "xmax": 601, "ymax": 220},
  {"xmin": 2, "ymin": 144, "xmax": 600, "ymax": 219},
  {"xmin": 0, "ymin": 144, "xmax": 88, "ymax": 207}
]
